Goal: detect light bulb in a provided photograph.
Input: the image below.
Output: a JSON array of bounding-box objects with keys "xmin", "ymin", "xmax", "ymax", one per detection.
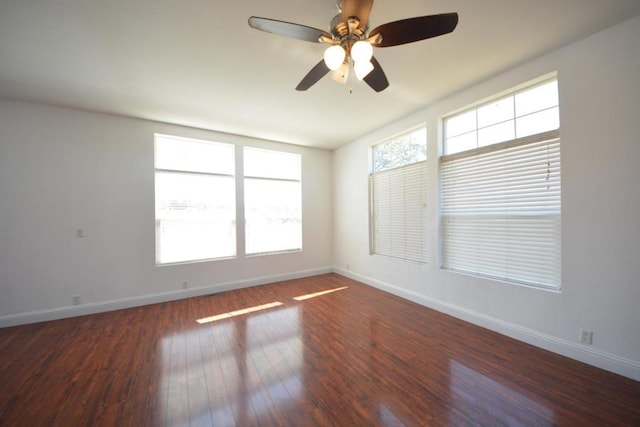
[
  {"xmin": 331, "ymin": 62, "xmax": 349, "ymax": 84},
  {"xmin": 324, "ymin": 45, "xmax": 346, "ymax": 71},
  {"xmin": 351, "ymin": 41, "xmax": 373, "ymax": 63},
  {"xmin": 354, "ymin": 60, "xmax": 374, "ymax": 80}
]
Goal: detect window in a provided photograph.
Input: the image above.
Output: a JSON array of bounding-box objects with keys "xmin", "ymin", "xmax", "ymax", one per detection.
[
  {"xmin": 441, "ymin": 78, "xmax": 561, "ymax": 289},
  {"xmin": 370, "ymin": 127, "xmax": 428, "ymax": 263},
  {"xmin": 155, "ymin": 135, "xmax": 236, "ymax": 264},
  {"xmin": 244, "ymin": 147, "xmax": 302, "ymax": 255},
  {"xmin": 445, "ymin": 80, "xmax": 560, "ymax": 154}
]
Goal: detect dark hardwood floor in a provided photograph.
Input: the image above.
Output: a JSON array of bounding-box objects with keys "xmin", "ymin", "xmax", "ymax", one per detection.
[{"xmin": 1, "ymin": 273, "xmax": 639, "ymax": 426}]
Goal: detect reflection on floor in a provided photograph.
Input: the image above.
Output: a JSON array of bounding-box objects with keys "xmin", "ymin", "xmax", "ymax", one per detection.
[
  {"xmin": 448, "ymin": 359, "xmax": 555, "ymax": 425},
  {"xmin": 1, "ymin": 273, "xmax": 639, "ymax": 426},
  {"xmin": 161, "ymin": 305, "xmax": 302, "ymax": 425}
]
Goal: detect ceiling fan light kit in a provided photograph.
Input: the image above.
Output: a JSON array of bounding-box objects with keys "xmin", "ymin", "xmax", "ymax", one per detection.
[
  {"xmin": 324, "ymin": 45, "xmax": 347, "ymax": 70},
  {"xmin": 351, "ymin": 40, "xmax": 373, "ymax": 63},
  {"xmin": 331, "ymin": 63, "xmax": 350, "ymax": 84},
  {"xmin": 248, "ymin": 0, "xmax": 458, "ymax": 92},
  {"xmin": 354, "ymin": 59, "xmax": 374, "ymax": 80}
]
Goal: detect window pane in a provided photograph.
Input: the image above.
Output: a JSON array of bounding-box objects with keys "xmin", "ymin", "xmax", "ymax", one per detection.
[
  {"xmin": 373, "ymin": 128, "xmax": 426, "ymax": 172},
  {"xmin": 477, "ymin": 96, "xmax": 514, "ymax": 128},
  {"xmin": 446, "ymin": 110, "xmax": 476, "ymax": 138},
  {"xmin": 155, "ymin": 135, "xmax": 234, "ymax": 175},
  {"xmin": 244, "ymin": 147, "xmax": 301, "ymax": 180},
  {"xmin": 445, "ymin": 78, "xmax": 558, "ymax": 156},
  {"xmin": 515, "ymin": 80, "xmax": 558, "ymax": 117},
  {"xmin": 441, "ymin": 77, "xmax": 561, "ymax": 289},
  {"xmin": 478, "ymin": 121, "xmax": 515, "ymax": 147},
  {"xmin": 446, "ymin": 131, "xmax": 477, "ymax": 155},
  {"xmin": 371, "ymin": 162, "xmax": 427, "ymax": 263},
  {"xmin": 155, "ymin": 172, "xmax": 236, "ymax": 263},
  {"xmin": 245, "ymin": 178, "xmax": 302, "ymax": 255},
  {"xmin": 156, "ymin": 220, "xmax": 236, "ymax": 264},
  {"xmin": 441, "ymin": 136, "xmax": 561, "ymax": 288},
  {"xmin": 516, "ymin": 107, "xmax": 560, "ymax": 138}
]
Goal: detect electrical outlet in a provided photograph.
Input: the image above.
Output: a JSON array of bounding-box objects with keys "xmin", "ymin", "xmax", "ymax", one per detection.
[
  {"xmin": 72, "ymin": 295, "xmax": 80, "ymax": 305},
  {"xmin": 580, "ymin": 329, "xmax": 593, "ymax": 345},
  {"xmin": 182, "ymin": 281, "xmax": 188, "ymax": 289}
]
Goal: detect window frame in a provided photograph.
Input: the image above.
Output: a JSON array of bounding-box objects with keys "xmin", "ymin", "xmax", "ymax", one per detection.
[
  {"xmin": 154, "ymin": 134, "xmax": 237, "ymax": 265},
  {"xmin": 439, "ymin": 76, "xmax": 561, "ymax": 290},
  {"xmin": 444, "ymin": 77, "xmax": 559, "ymax": 156},
  {"xmin": 243, "ymin": 146, "xmax": 303, "ymax": 256},
  {"xmin": 369, "ymin": 127, "xmax": 428, "ymax": 264}
]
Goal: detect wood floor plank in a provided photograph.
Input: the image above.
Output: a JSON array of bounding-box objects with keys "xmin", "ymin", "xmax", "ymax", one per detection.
[{"xmin": 1, "ymin": 273, "xmax": 639, "ymax": 426}]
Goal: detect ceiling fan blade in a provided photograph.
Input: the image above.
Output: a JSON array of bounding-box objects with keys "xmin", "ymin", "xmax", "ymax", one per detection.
[
  {"xmin": 341, "ymin": 0, "xmax": 374, "ymax": 29},
  {"xmin": 363, "ymin": 56, "xmax": 389, "ymax": 92},
  {"xmin": 369, "ymin": 13, "xmax": 458, "ymax": 47},
  {"xmin": 248, "ymin": 16, "xmax": 332, "ymax": 43},
  {"xmin": 296, "ymin": 60, "xmax": 331, "ymax": 91}
]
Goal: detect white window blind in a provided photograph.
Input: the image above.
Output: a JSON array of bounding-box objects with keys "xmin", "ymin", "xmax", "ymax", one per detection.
[
  {"xmin": 370, "ymin": 161, "xmax": 428, "ymax": 263},
  {"xmin": 440, "ymin": 130, "xmax": 561, "ymax": 288},
  {"xmin": 244, "ymin": 147, "xmax": 302, "ymax": 255},
  {"xmin": 154, "ymin": 135, "xmax": 236, "ymax": 264}
]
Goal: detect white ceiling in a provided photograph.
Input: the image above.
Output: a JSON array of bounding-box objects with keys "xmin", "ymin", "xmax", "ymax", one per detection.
[{"xmin": 1, "ymin": 1, "xmax": 639, "ymax": 150}]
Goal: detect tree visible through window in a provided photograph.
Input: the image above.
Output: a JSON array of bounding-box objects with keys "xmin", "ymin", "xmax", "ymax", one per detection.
[
  {"xmin": 373, "ymin": 128, "xmax": 426, "ymax": 172},
  {"xmin": 370, "ymin": 127, "xmax": 428, "ymax": 263}
]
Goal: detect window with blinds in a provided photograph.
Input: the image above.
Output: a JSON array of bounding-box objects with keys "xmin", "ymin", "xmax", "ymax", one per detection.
[
  {"xmin": 154, "ymin": 135, "xmax": 236, "ymax": 264},
  {"xmin": 370, "ymin": 128, "xmax": 427, "ymax": 263},
  {"xmin": 244, "ymin": 147, "xmax": 302, "ymax": 255},
  {"xmin": 441, "ymin": 78, "xmax": 561, "ymax": 289}
]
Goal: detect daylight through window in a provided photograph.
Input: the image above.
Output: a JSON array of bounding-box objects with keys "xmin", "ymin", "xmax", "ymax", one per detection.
[
  {"xmin": 244, "ymin": 147, "xmax": 302, "ymax": 255},
  {"xmin": 154, "ymin": 135, "xmax": 236, "ymax": 264},
  {"xmin": 440, "ymin": 77, "xmax": 561, "ymax": 289},
  {"xmin": 370, "ymin": 127, "xmax": 428, "ymax": 263}
]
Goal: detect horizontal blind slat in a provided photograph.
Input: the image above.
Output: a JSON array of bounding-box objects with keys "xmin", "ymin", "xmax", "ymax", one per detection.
[
  {"xmin": 441, "ymin": 136, "xmax": 561, "ymax": 288},
  {"xmin": 371, "ymin": 161, "xmax": 428, "ymax": 263}
]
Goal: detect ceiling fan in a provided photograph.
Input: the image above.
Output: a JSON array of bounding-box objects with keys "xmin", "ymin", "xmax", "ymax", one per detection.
[{"xmin": 248, "ymin": 0, "xmax": 458, "ymax": 92}]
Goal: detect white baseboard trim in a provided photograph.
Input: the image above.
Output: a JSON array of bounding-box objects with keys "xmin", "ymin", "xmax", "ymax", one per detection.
[
  {"xmin": 334, "ymin": 267, "xmax": 640, "ymax": 382},
  {"xmin": 0, "ymin": 267, "xmax": 333, "ymax": 329}
]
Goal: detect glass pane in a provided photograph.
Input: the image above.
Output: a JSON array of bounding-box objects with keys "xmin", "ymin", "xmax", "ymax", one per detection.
[
  {"xmin": 477, "ymin": 96, "xmax": 514, "ymax": 128},
  {"xmin": 515, "ymin": 80, "xmax": 558, "ymax": 117},
  {"xmin": 157, "ymin": 220, "xmax": 236, "ymax": 263},
  {"xmin": 446, "ymin": 110, "xmax": 476, "ymax": 139},
  {"xmin": 155, "ymin": 135, "xmax": 234, "ymax": 175},
  {"xmin": 478, "ymin": 121, "xmax": 515, "ymax": 147},
  {"xmin": 516, "ymin": 107, "xmax": 560, "ymax": 138},
  {"xmin": 409, "ymin": 127, "xmax": 427, "ymax": 155},
  {"xmin": 373, "ymin": 128, "xmax": 426, "ymax": 172},
  {"xmin": 245, "ymin": 179, "xmax": 302, "ymax": 255},
  {"xmin": 155, "ymin": 172, "xmax": 236, "ymax": 263},
  {"xmin": 244, "ymin": 147, "xmax": 301, "ymax": 180},
  {"xmin": 445, "ymin": 131, "xmax": 477, "ymax": 155}
]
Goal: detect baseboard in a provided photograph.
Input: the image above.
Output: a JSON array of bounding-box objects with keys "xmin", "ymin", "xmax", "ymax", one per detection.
[
  {"xmin": 0, "ymin": 266, "xmax": 333, "ymax": 329},
  {"xmin": 333, "ymin": 267, "xmax": 640, "ymax": 382}
]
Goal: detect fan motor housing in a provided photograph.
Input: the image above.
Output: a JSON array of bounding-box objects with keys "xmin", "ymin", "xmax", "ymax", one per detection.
[{"xmin": 330, "ymin": 14, "xmax": 367, "ymax": 39}]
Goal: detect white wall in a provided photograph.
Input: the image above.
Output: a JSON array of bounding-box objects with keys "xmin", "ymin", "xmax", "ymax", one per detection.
[
  {"xmin": 0, "ymin": 101, "xmax": 333, "ymax": 325},
  {"xmin": 333, "ymin": 15, "xmax": 640, "ymax": 380}
]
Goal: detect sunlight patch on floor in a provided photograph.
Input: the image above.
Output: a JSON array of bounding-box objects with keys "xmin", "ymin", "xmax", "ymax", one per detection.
[
  {"xmin": 196, "ymin": 301, "xmax": 284, "ymax": 324},
  {"xmin": 293, "ymin": 286, "xmax": 349, "ymax": 301}
]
